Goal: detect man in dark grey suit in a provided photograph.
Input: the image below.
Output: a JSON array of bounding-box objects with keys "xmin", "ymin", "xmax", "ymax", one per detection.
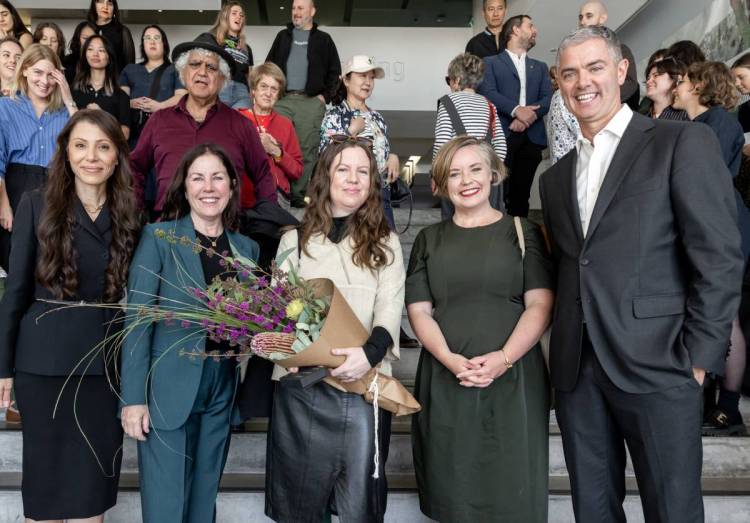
[{"xmin": 539, "ymin": 26, "xmax": 744, "ymax": 522}]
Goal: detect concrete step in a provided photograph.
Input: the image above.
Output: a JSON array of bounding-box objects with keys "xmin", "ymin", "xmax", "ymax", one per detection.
[
  {"xmin": 0, "ymin": 430, "xmax": 748, "ymax": 482},
  {"xmin": 0, "ymin": 489, "xmax": 748, "ymax": 523}
]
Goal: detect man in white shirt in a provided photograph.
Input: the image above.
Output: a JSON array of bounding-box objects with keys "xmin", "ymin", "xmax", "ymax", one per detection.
[
  {"xmin": 478, "ymin": 14, "xmax": 552, "ymax": 217},
  {"xmin": 539, "ymin": 26, "xmax": 743, "ymax": 522}
]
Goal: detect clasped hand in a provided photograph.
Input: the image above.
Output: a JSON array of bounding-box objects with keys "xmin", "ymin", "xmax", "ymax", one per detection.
[
  {"xmin": 329, "ymin": 347, "xmax": 371, "ymax": 383},
  {"xmin": 446, "ymin": 351, "xmax": 509, "ymax": 388}
]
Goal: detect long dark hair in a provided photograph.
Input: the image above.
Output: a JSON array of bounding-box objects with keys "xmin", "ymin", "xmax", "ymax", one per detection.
[
  {"xmin": 138, "ymin": 24, "xmax": 170, "ymax": 65},
  {"xmin": 74, "ymin": 34, "xmax": 119, "ymax": 95},
  {"xmin": 299, "ymin": 140, "xmax": 392, "ymax": 270},
  {"xmin": 87, "ymin": 0, "xmax": 122, "ymax": 26},
  {"xmin": 67, "ymin": 21, "xmax": 98, "ymax": 59},
  {"xmin": 161, "ymin": 143, "xmax": 241, "ymax": 231},
  {"xmin": 0, "ymin": 1, "xmax": 30, "ymax": 40},
  {"xmin": 36, "ymin": 109, "xmax": 141, "ymax": 302}
]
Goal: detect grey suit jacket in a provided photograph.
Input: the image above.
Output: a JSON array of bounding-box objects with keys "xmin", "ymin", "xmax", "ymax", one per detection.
[{"xmin": 539, "ymin": 113, "xmax": 744, "ymax": 393}]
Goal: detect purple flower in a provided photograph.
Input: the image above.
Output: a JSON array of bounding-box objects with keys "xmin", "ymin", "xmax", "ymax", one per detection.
[
  {"xmin": 282, "ymin": 324, "xmax": 294, "ymax": 334},
  {"xmin": 201, "ymin": 319, "xmax": 211, "ymax": 328},
  {"xmin": 261, "ymin": 303, "xmax": 272, "ymax": 314},
  {"xmin": 239, "ymin": 301, "xmax": 250, "ymax": 312},
  {"xmin": 277, "ymin": 309, "xmax": 286, "ymax": 320},
  {"xmin": 257, "ymin": 277, "xmax": 269, "ymax": 288}
]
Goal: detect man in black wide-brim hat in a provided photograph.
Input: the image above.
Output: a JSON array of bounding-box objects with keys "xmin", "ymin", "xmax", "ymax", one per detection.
[{"xmin": 130, "ymin": 37, "xmax": 278, "ymax": 221}]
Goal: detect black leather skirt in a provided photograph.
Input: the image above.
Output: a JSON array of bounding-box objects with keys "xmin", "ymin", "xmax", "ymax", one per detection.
[{"xmin": 265, "ymin": 377, "xmax": 392, "ymax": 523}]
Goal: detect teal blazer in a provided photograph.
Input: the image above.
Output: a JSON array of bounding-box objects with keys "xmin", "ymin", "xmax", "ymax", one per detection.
[{"xmin": 120, "ymin": 216, "xmax": 259, "ymax": 430}]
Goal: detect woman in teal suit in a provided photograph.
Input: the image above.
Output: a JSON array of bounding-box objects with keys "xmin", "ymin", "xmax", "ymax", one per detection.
[{"xmin": 120, "ymin": 143, "xmax": 259, "ymax": 523}]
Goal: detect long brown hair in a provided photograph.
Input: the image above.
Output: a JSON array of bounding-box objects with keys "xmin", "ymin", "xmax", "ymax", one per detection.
[
  {"xmin": 210, "ymin": 1, "xmax": 247, "ymax": 51},
  {"xmin": 161, "ymin": 143, "xmax": 241, "ymax": 231},
  {"xmin": 36, "ymin": 109, "xmax": 141, "ymax": 302},
  {"xmin": 299, "ymin": 140, "xmax": 392, "ymax": 270}
]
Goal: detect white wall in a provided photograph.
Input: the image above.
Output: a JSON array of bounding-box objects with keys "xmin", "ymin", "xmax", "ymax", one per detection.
[
  {"xmin": 36, "ymin": 20, "xmax": 473, "ymax": 112},
  {"xmin": 617, "ymin": 0, "xmax": 714, "ymax": 76}
]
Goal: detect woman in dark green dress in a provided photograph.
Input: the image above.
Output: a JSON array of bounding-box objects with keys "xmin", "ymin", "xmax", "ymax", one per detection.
[{"xmin": 406, "ymin": 136, "xmax": 554, "ymax": 522}]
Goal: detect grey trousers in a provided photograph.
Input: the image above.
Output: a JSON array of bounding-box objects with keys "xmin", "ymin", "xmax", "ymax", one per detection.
[{"xmin": 274, "ymin": 93, "xmax": 327, "ymax": 204}]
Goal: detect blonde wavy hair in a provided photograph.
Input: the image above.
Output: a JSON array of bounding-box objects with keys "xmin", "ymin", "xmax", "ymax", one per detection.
[{"xmin": 11, "ymin": 43, "xmax": 65, "ymax": 111}]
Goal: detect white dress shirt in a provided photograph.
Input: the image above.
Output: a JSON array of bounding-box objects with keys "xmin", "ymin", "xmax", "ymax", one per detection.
[
  {"xmin": 575, "ymin": 104, "xmax": 633, "ymax": 236},
  {"xmin": 506, "ymin": 49, "xmax": 527, "ymax": 114}
]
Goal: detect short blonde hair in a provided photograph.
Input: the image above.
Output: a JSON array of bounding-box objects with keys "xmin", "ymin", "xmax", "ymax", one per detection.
[
  {"xmin": 12, "ymin": 44, "xmax": 65, "ymax": 112},
  {"xmin": 249, "ymin": 62, "xmax": 286, "ymax": 97},
  {"xmin": 431, "ymin": 136, "xmax": 506, "ymax": 198}
]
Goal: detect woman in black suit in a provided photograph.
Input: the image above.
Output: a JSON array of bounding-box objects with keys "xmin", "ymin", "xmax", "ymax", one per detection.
[
  {"xmin": 87, "ymin": 0, "xmax": 135, "ymax": 74},
  {"xmin": 0, "ymin": 109, "xmax": 141, "ymax": 521}
]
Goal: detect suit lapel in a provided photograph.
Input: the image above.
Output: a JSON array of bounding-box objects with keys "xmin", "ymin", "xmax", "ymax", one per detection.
[
  {"xmin": 74, "ymin": 199, "xmax": 106, "ymax": 244},
  {"xmin": 172, "ymin": 216, "xmax": 205, "ymax": 288},
  {"xmin": 499, "ymin": 51, "xmax": 518, "ymax": 80},
  {"xmin": 584, "ymin": 114, "xmax": 655, "ymax": 243},
  {"xmin": 560, "ymin": 152, "xmax": 584, "ymax": 246}
]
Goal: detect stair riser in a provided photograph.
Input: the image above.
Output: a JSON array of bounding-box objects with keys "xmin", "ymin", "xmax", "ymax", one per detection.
[
  {"xmin": 0, "ymin": 432, "xmax": 748, "ymax": 479},
  {"xmin": 0, "ymin": 491, "xmax": 748, "ymax": 523}
]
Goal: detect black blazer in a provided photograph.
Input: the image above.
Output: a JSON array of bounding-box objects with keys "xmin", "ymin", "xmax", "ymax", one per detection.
[
  {"xmin": 539, "ymin": 113, "xmax": 744, "ymax": 394},
  {"xmin": 265, "ymin": 23, "xmax": 341, "ymax": 103},
  {"xmin": 0, "ymin": 190, "xmax": 123, "ymax": 378}
]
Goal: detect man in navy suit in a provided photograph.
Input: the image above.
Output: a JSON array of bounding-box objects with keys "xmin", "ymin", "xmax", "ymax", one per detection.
[{"xmin": 479, "ymin": 14, "xmax": 552, "ymax": 217}]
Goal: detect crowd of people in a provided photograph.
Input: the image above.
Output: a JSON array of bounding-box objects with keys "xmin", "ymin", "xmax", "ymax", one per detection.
[{"xmin": 0, "ymin": 0, "xmax": 747, "ymax": 522}]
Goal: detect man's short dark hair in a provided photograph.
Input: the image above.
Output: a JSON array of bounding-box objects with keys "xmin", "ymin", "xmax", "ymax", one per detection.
[{"xmin": 501, "ymin": 15, "xmax": 530, "ymax": 45}]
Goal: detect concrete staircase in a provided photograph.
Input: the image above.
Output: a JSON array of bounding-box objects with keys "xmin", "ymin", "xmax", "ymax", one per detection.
[{"xmin": 1, "ymin": 208, "xmax": 749, "ymax": 522}]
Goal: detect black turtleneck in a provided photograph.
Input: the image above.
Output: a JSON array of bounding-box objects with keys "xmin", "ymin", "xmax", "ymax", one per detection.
[{"xmin": 327, "ymin": 216, "xmax": 392, "ymax": 367}]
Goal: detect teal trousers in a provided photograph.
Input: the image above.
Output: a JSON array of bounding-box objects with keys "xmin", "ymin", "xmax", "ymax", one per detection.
[{"xmin": 138, "ymin": 359, "xmax": 236, "ymax": 523}]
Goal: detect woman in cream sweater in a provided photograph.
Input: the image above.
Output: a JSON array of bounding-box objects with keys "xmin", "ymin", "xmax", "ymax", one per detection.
[{"xmin": 265, "ymin": 138, "xmax": 405, "ymax": 523}]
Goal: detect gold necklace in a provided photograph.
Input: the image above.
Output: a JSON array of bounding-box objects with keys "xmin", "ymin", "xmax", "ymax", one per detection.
[
  {"xmin": 198, "ymin": 231, "xmax": 220, "ymax": 248},
  {"xmin": 83, "ymin": 201, "xmax": 105, "ymax": 214}
]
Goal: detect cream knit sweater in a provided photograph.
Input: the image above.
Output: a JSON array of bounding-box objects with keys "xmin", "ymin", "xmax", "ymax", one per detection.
[{"xmin": 272, "ymin": 228, "xmax": 406, "ymax": 379}]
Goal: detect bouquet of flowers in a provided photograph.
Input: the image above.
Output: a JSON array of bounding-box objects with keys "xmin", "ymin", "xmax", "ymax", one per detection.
[{"xmin": 100, "ymin": 229, "xmax": 419, "ymax": 416}]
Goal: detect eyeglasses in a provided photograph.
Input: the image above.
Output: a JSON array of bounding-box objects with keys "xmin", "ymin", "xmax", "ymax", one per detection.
[
  {"xmin": 143, "ymin": 35, "xmax": 162, "ymax": 42},
  {"xmin": 445, "ymin": 76, "xmax": 452, "ymax": 86},
  {"xmin": 255, "ymin": 81, "xmax": 280, "ymax": 94},
  {"xmin": 328, "ymin": 134, "xmax": 373, "ymax": 149}
]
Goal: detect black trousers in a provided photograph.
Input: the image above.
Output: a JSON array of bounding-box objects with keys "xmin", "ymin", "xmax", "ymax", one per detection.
[
  {"xmin": 504, "ymin": 132, "xmax": 543, "ymax": 217},
  {"xmin": 0, "ymin": 163, "xmax": 46, "ymax": 271},
  {"xmin": 556, "ymin": 331, "xmax": 704, "ymax": 523}
]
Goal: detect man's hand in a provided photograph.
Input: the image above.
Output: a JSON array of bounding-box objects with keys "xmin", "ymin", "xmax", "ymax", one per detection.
[
  {"xmin": 514, "ymin": 105, "xmax": 540, "ymax": 126},
  {"xmin": 509, "ymin": 118, "xmax": 528, "ymax": 133},
  {"xmin": 692, "ymin": 367, "xmax": 706, "ymax": 386}
]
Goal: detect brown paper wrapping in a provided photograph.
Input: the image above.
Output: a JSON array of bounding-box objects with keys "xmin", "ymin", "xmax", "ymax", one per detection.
[{"xmin": 265, "ymin": 278, "xmax": 420, "ymax": 416}]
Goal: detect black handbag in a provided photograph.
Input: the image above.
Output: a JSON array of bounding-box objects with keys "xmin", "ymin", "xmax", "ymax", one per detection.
[{"xmin": 389, "ymin": 178, "xmax": 412, "ymax": 234}]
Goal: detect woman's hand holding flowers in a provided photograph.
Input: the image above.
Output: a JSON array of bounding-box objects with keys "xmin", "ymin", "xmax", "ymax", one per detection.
[{"xmin": 330, "ymin": 347, "xmax": 371, "ymax": 382}]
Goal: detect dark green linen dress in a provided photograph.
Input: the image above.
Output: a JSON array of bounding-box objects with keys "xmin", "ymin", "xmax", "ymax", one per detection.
[{"xmin": 406, "ymin": 216, "xmax": 553, "ymax": 523}]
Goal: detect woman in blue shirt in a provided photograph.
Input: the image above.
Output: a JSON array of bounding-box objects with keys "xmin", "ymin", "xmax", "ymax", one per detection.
[
  {"xmin": 0, "ymin": 43, "xmax": 76, "ymax": 271},
  {"xmin": 119, "ymin": 25, "xmax": 186, "ymax": 147}
]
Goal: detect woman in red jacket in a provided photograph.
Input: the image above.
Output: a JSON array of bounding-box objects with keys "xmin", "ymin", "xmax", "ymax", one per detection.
[{"xmin": 239, "ymin": 62, "xmax": 302, "ymax": 206}]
